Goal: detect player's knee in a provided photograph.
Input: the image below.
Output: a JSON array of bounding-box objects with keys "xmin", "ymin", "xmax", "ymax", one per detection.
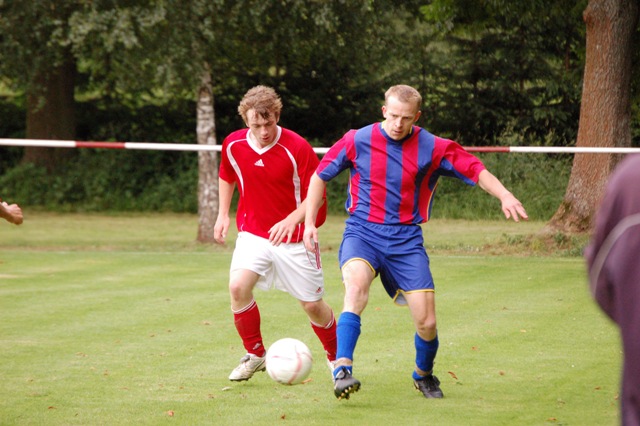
[
  {"xmin": 345, "ymin": 281, "xmax": 370, "ymax": 301},
  {"xmin": 228, "ymin": 280, "xmax": 251, "ymax": 302},
  {"xmin": 417, "ymin": 318, "xmax": 437, "ymax": 337},
  {"xmin": 300, "ymin": 299, "xmax": 324, "ymax": 316}
]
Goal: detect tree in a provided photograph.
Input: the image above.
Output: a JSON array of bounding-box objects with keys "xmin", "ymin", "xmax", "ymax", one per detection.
[
  {"xmin": 417, "ymin": 0, "xmax": 586, "ymax": 145},
  {"xmin": 174, "ymin": 0, "xmax": 410, "ymax": 241},
  {"xmin": 196, "ymin": 67, "xmax": 218, "ymax": 243},
  {"xmin": 0, "ymin": 1, "xmax": 173, "ymax": 171},
  {"xmin": 1, "ymin": 0, "xmax": 404, "ymax": 241},
  {"xmin": 546, "ymin": 0, "xmax": 639, "ymax": 233},
  {"xmin": 22, "ymin": 55, "xmax": 77, "ymax": 171},
  {"xmin": 0, "ymin": 2, "xmax": 78, "ymax": 171}
]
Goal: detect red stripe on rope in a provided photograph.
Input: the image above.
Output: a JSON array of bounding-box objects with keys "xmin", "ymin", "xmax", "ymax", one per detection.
[
  {"xmin": 75, "ymin": 141, "xmax": 126, "ymax": 149},
  {"xmin": 464, "ymin": 146, "xmax": 511, "ymax": 153}
]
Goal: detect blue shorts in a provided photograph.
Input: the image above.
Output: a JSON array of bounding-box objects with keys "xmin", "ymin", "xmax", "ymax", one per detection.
[{"xmin": 338, "ymin": 219, "xmax": 434, "ymax": 305}]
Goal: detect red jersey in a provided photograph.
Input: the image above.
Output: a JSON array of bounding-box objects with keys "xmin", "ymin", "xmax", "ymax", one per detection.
[{"xmin": 219, "ymin": 126, "xmax": 326, "ymax": 242}]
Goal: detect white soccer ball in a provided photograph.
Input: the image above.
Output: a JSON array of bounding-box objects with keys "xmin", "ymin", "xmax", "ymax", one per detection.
[{"xmin": 266, "ymin": 338, "xmax": 313, "ymax": 385}]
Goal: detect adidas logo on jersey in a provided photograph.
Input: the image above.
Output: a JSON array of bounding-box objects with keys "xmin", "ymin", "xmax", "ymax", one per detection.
[{"xmin": 254, "ymin": 159, "xmax": 265, "ymax": 167}]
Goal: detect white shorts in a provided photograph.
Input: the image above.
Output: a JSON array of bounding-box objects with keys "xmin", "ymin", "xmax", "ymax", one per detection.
[{"xmin": 230, "ymin": 232, "xmax": 325, "ymax": 302}]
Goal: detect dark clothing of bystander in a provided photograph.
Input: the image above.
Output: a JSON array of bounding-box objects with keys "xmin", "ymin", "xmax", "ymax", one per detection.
[{"xmin": 586, "ymin": 154, "xmax": 640, "ymax": 426}]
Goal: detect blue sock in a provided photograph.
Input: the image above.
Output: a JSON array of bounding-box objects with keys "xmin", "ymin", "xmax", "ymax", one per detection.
[
  {"xmin": 334, "ymin": 312, "xmax": 361, "ymax": 377},
  {"xmin": 412, "ymin": 333, "xmax": 439, "ymax": 381}
]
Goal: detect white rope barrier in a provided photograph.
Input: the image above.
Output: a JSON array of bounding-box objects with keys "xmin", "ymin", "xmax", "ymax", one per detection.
[{"xmin": 1, "ymin": 138, "xmax": 639, "ymax": 154}]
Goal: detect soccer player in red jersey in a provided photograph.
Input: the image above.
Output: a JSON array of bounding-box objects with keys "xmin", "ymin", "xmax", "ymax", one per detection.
[
  {"xmin": 303, "ymin": 84, "xmax": 528, "ymax": 400},
  {"xmin": 214, "ymin": 86, "xmax": 337, "ymax": 382}
]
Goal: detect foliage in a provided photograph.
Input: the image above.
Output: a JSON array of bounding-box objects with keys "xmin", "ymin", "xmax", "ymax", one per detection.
[
  {"xmin": 431, "ymin": 123, "xmax": 574, "ymax": 221},
  {"xmin": 0, "ymin": 100, "xmax": 23, "ymax": 173},
  {"xmin": 432, "ymin": 152, "xmax": 572, "ymax": 222},
  {"xmin": 0, "ymin": 151, "xmax": 198, "ymax": 212},
  {"xmin": 0, "ymin": 1, "xmax": 78, "ymax": 94},
  {"xmin": 0, "ymin": 98, "xmax": 199, "ymax": 212},
  {"xmin": 0, "ymin": 105, "xmax": 573, "ymax": 218},
  {"xmin": 417, "ymin": 0, "xmax": 587, "ymax": 145},
  {"xmin": 0, "ymin": 0, "xmax": 638, "ymax": 216},
  {"xmin": 0, "ymin": 0, "xmax": 598, "ymax": 149}
]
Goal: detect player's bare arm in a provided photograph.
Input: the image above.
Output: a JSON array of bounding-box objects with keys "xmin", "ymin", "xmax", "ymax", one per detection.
[
  {"xmin": 477, "ymin": 170, "xmax": 528, "ymax": 222},
  {"xmin": 214, "ymin": 179, "xmax": 236, "ymax": 244},
  {"xmin": 303, "ymin": 173, "xmax": 326, "ymax": 251}
]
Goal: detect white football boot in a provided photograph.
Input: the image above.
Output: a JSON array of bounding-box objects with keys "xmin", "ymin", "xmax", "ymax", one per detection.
[{"xmin": 228, "ymin": 353, "xmax": 266, "ymax": 381}]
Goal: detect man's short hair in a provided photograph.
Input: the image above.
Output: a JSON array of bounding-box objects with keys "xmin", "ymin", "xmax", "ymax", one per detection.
[
  {"xmin": 385, "ymin": 85, "xmax": 422, "ymax": 111},
  {"xmin": 238, "ymin": 85, "xmax": 283, "ymax": 123}
]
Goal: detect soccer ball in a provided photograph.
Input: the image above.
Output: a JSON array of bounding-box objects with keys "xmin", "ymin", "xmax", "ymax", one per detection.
[{"xmin": 266, "ymin": 338, "xmax": 313, "ymax": 385}]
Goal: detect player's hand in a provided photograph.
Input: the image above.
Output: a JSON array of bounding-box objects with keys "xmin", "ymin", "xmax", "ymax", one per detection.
[
  {"xmin": 1, "ymin": 201, "xmax": 23, "ymax": 225},
  {"xmin": 500, "ymin": 193, "xmax": 528, "ymax": 222},
  {"xmin": 303, "ymin": 225, "xmax": 318, "ymax": 252},
  {"xmin": 268, "ymin": 216, "xmax": 298, "ymax": 246},
  {"xmin": 214, "ymin": 216, "xmax": 229, "ymax": 245}
]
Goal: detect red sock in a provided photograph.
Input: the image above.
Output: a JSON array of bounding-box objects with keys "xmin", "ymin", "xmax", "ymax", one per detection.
[
  {"xmin": 311, "ymin": 311, "xmax": 337, "ymax": 361},
  {"xmin": 233, "ymin": 300, "xmax": 265, "ymax": 357}
]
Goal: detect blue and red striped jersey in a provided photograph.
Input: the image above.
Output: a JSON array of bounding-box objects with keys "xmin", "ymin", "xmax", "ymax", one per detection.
[{"xmin": 316, "ymin": 123, "xmax": 486, "ymax": 224}]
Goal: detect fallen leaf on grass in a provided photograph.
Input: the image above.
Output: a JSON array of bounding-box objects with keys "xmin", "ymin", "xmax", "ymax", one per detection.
[
  {"xmin": 447, "ymin": 371, "xmax": 458, "ymax": 380},
  {"xmin": 167, "ymin": 410, "xmax": 174, "ymax": 417}
]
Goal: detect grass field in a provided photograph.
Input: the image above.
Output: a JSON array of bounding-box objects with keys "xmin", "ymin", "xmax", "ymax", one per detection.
[{"xmin": 0, "ymin": 213, "xmax": 620, "ymax": 425}]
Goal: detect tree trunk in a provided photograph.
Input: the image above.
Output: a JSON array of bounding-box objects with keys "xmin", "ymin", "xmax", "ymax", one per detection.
[
  {"xmin": 196, "ymin": 66, "xmax": 219, "ymax": 243},
  {"xmin": 546, "ymin": 0, "xmax": 639, "ymax": 234},
  {"xmin": 22, "ymin": 56, "xmax": 77, "ymax": 172}
]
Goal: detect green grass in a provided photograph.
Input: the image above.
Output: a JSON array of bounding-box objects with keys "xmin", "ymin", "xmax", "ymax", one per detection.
[{"xmin": 0, "ymin": 213, "xmax": 620, "ymax": 425}]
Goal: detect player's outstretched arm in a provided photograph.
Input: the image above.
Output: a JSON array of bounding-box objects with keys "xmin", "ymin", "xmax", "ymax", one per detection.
[
  {"xmin": 477, "ymin": 170, "xmax": 528, "ymax": 222},
  {"xmin": 303, "ymin": 173, "xmax": 327, "ymax": 251}
]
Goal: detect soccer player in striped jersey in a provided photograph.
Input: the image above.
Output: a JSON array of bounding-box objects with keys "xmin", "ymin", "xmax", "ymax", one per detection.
[
  {"xmin": 303, "ymin": 84, "xmax": 528, "ymax": 400},
  {"xmin": 214, "ymin": 86, "xmax": 337, "ymax": 382}
]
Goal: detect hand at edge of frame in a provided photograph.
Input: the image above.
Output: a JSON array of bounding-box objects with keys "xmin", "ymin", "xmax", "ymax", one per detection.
[{"xmin": 500, "ymin": 193, "xmax": 528, "ymax": 222}]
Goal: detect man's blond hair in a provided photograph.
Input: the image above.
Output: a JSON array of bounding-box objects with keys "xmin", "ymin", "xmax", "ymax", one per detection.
[
  {"xmin": 385, "ymin": 85, "xmax": 422, "ymax": 111},
  {"xmin": 238, "ymin": 85, "xmax": 283, "ymax": 123}
]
